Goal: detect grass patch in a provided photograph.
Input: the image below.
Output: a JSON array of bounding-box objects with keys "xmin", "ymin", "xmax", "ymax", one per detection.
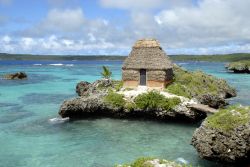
[
  {"xmin": 104, "ymin": 91, "xmax": 125, "ymax": 108},
  {"xmin": 134, "ymin": 91, "xmax": 181, "ymax": 111},
  {"xmin": 206, "ymin": 105, "xmax": 250, "ymax": 132},
  {"xmin": 166, "ymin": 65, "xmax": 233, "ymax": 98}
]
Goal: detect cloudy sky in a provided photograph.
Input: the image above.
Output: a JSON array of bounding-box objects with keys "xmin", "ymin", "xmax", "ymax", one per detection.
[{"xmin": 0, "ymin": 0, "xmax": 250, "ymax": 55}]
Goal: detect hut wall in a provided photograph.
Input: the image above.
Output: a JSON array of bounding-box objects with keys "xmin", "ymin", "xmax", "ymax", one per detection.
[
  {"xmin": 147, "ymin": 81, "xmax": 165, "ymax": 88},
  {"xmin": 123, "ymin": 81, "xmax": 139, "ymax": 88},
  {"xmin": 122, "ymin": 69, "xmax": 139, "ymax": 88},
  {"xmin": 147, "ymin": 69, "xmax": 173, "ymax": 88},
  {"xmin": 147, "ymin": 70, "xmax": 166, "ymax": 81},
  {"xmin": 122, "ymin": 69, "xmax": 139, "ymax": 81}
]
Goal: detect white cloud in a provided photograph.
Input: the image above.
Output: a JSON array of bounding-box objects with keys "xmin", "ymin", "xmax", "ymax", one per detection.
[
  {"xmin": 100, "ymin": 0, "xmax": 165, "ymax": 10},
  {"xmin": 0, "ymin": 35, "xmax": 14, "ymax": 52},
  {"xmin": 2, "ymin": 0, "xmax": 250, "ymax": 55},
  {"xmin": 42, "ymin": 8, "xmax": 85, "ymax": 32},
  {"xmin": 154, "ymin": 0, "xmax": 250, "ymax": 47},
  {"xmin": 100, "ymin": 0, "xmax": 193, "ymax": 10},
  {"xmin": 0, "ymin": 35, "xmax": 117, "ymax": 54},
  {"xmin": 2, "ymin": 35, "xmax": 11, "ymax": 43}
]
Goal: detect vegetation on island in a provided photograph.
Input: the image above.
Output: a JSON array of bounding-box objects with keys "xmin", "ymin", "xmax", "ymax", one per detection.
[
  {"xmin": 171, "ymin": 53, "xmax": 250, "ymax": 62},
  {"xmin": 104, "ymin": 91, "xmax": 126, "ymax": 108},
  {"xmin": 206, "ymin": 105, "xmax": 250, "ymax": 132},
  {"xmin": 104, "ymin": 90, "xmax": 181, "ymax": 111},
  {"xmin": 134, "ymin": 91, "xmax": 181, "ymax": 111},
  {"xmin": 166, "ymin": 65, "xmax": 234, "ymax": 99},
  {"xmin": 1, "ymin": 52, "xmax": 250, "ymax": 62},
  {"xmin": 226, "ymin": 60, "xmax": 250, "ymax": 73},
  {"xmin": 115, "ymin": 157, "xmax": 192, "ymax": 167}
]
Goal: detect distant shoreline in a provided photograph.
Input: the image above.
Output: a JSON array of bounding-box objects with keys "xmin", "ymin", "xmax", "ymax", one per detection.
[{"xmin": 1, "ymin": 53, "xmax": 250, "ymax": 62}]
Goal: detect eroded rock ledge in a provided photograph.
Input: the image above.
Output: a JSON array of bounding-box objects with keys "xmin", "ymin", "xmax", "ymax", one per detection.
[
  {"xmin": 191, "ymin": 105, "xmax": 250, "ymax": 164},
  {"xmin": 59, "ymin": 79, "xmax": 205, "ymax": 121},
  {"xmin": 226, "ymin": 60, "xmax": 250, "ymax": 73}
]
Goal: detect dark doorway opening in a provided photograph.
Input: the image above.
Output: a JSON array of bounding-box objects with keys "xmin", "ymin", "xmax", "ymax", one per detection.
[{"xmin": 140, "ymin": 69, "xmax": 146, "ymax": 86}]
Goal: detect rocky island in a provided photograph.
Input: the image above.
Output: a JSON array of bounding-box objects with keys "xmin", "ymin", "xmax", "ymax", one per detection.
[
  {"xmin": 59, "ymin": 65, "xmax": 236, "ymax": 122},
  {"xmin": 58, "ymin": 39, "xmax": 236, "ymax": 121},
  {"xmin": 225, "ymin": 60, "xmax": 250, "ymax": 73},
  {"xmin": 192, "ymin": 105, "xmax": 250, "ymax": 165},
  {"xmin": 3, "ymin": 72, "xmax": 27, "ymax": 80}
]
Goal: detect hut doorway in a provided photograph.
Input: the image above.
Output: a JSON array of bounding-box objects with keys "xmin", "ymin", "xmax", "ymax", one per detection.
[{"xmin": 139, "ymin": 69, "xmax": 146, "ymax": 85}]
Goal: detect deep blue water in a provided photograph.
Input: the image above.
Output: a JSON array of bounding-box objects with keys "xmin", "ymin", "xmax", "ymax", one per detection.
[{"xmin": 0, "ymin": 60, "xmax": 249, "ymax": 167}]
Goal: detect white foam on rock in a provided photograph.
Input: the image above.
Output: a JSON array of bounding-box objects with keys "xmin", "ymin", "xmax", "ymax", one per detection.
[
  {"xmin": 176, "ymin": 157, "xmax": 189, "ymax": 164},
  {"xmin": 49, "ymin": 117, "xmax": 69, "ymax": 123}
]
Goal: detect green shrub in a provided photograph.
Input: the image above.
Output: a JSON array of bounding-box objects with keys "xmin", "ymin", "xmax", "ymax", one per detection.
[
  {"xmin": 206, "ymin": 105, "xmax": 250, "ymax": 132},
  {"xmin": 130, "ymin": 157, "xmax": 154, "ymax": 167},
  {"xmin": 112, "ymin": 80, "xmax": 123, "ymax": 91},
  {"xmin": 125, "ymin": 102, "xmax": 136, "ymax": 112},
  {"xmin": 134, "ymin": 91, "xmax": 181, "ymax": 111},
  {"xmin": 104, "ymin": 91, "xmax": 125, "ymax": 108}
]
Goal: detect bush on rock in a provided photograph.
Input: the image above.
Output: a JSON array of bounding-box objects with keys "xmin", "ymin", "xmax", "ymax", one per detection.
[
  {"xmin": 104, "ymin": 91, "xmax": 126, "ymax": 108},
  {"xmin": 134, "ymin": 91, "xmax": 181, "ymax": 111}
]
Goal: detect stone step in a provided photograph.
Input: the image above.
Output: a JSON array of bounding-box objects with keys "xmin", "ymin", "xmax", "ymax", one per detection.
[{"xmin": 187, "ymin": 103, "xmax": 218, "ymax": 114}]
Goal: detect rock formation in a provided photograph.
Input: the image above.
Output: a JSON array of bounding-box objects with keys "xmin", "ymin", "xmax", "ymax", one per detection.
[
  {"xmin": 3, "ymin": 72, "xmax": 27, "ymax": 80},
  {"xmin": 191, "ymin": 106, "xmax": 250, "ymax": 164},
  {"xmin": 59, "ymin": 65, "xmax": 237, "ymax": 121},
  {"xmin": 225, "ymin": 61, "xmax": 250, "ymax": 73}
]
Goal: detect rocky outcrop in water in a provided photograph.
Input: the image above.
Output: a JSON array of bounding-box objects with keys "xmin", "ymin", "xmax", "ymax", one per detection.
[
  {"xmin": 76, "ymin": 79, "xmax": 113, "ymax": 96},
  {"xmin": 191, "ymin": 106, "xmax": 250, "ymax": 164},
  {"xmin": 3, "ymin": 72, "xmax": 27, "ymax": 80},
  {"xmin": 166, "ymin": 65, "xmax": 236, "ymax": 108},
  {"xmin": 59, "ymin": 91, "xmax": 206, "ymax": 121},
  {"xmin": 59, "ymin": 65, "xmax": 237, "ymax": 122},
  {"xmin": 225, "ymin": 61, "xmax": 250, "ymax": 73},
  {"xmin": 59, "ymin": 79, "xmax": 206, "ymax": 121},
  {"xmin": 197, "ymin": 94, "xmax": 229, "ymax": 109}
]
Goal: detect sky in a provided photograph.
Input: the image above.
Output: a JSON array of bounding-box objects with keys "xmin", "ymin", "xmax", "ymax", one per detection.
[{"xmin": 0, "ymin": 0, "xmax": 250, "ymax": 55}]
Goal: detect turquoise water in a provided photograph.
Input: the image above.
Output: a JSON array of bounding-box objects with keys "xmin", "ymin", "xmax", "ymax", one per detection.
[{"xmin": 0, "ymin": 60, "xmax": 250, "ymax": 167}]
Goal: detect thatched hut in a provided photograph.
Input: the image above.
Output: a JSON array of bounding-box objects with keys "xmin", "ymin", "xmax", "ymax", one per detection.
[{"xmin": 122, "ymin": 39, "xmax": 173, "ymax": 88}]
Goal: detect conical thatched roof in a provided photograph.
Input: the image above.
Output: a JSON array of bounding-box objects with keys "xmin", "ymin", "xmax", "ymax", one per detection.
[{"xmin": 122, "ymin": 39, "xmax": 173, "ymax": 70}]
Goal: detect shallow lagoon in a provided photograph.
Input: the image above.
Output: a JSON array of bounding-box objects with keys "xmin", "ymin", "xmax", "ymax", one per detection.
[{"xmin": 0, "ymin": 60, "xmax": 250, "ymax": 167}]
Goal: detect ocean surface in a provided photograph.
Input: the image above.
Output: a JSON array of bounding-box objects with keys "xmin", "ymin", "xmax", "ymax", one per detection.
[{"xmin": 0, "ymin": 60, "xmax": 250, "ymax": 167}]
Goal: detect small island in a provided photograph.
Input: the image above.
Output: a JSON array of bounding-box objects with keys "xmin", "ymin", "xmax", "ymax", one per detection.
[
  {"xmin": 192, "ymin": 105, "xmax": 250, "ymax": 164},
  {"xmin": 225, "ymin": 60, "xmax": 250, "ymax": 73},
  {"xmin": 58, "ymin": 39, "xmax": 236, "ymax": 122}
]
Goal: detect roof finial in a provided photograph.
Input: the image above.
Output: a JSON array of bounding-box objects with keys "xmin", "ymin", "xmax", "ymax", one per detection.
[{"xmin": 133, "ymin": 39, "xmax": 161, "ymax": 48}]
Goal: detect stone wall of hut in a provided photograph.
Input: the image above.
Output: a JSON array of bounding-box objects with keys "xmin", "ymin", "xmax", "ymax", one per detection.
[
  {"xmin": 122, "ymin": 69, "xmax": 139, "ymax": 81},
  {"xmin": 122, "ymin": 68, "xmax": 173, "ymax": 88},
  {"xmin": 122, "ymin": 69, "xmax": 139, "ymax": 88},
  {"xmin": 147, "ymin": 69, "xmax": 173, "ymax": 81}
]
